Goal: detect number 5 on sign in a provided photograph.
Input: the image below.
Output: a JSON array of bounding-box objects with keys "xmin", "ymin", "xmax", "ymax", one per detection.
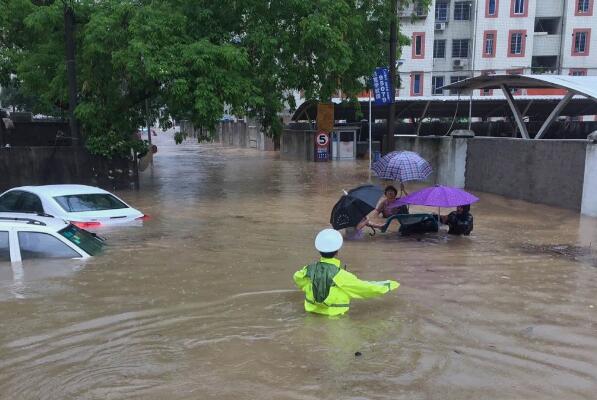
[{"xmin": 317, "ymin": 133, "xmax": 329, "ymax": 146}]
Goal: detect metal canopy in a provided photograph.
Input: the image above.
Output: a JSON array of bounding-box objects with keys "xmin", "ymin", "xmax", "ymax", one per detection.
[
  {"xmin": 291, "ymin": 95, "xmax": 596, "ymax": 123},
  {"xmin": 443, "ymin": 75, "xmax": 597, "ymax": 139},
  {"xmin": 444, "ymin": 74, "xmax": 597, "ymax": 100}
]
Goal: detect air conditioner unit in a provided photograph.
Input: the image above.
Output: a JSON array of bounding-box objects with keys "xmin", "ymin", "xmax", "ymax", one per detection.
[
  {"xmin": 453, "ymin": 59, "xmax": 468, "ymax": 69},
  {"xmin": 435, "ymin": 22, "xmax": 446, "ymax": 31}
]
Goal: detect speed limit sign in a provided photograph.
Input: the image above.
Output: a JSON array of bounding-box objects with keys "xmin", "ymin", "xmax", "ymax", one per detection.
[{"xmin": 316, "ymin": 132, "xmax": 329, "ymax": 146}]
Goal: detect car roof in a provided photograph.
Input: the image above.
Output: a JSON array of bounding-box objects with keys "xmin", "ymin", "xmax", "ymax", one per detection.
[
  {"xmin": 0, "ymin": 212, "xmax": 70, "ymax": 229},
  {"xmin": 5, "ymin": 184, "xmax": 110, "ymax": 197}
]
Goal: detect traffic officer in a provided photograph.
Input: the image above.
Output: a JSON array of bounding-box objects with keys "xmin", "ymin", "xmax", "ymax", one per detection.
[{"xmin": 293, "ymin": 229, "xmax": 399, "ymax": 316}]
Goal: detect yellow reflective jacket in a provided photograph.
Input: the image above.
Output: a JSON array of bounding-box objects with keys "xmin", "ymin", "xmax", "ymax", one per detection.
[{"xmin": 293, "ymin": 257, "xmax": 399, "ymax": 316}]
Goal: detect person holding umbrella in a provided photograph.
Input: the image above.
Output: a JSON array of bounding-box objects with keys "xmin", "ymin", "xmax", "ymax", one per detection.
[
  {"xmin": 399, "ymin": 185, "xmax": 478, "ymax": 236},
  {"xmin": 330, "ymin": 185, "xmax": 384, "ymax": 238},
  {"xmin": 293, "ymin": 229, "xmax": 400, "ymax": 316},
  {"xmin": 375, "ymin": 185, "xmax": 409, "ymax": 218},
  {"xmin": 440, "ymin": 204, "xmax": 474, "ymax": 235}
]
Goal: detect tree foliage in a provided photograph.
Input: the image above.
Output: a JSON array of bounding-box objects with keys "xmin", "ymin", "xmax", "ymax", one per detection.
[{"xmin": 1, "ymin": 0, "xmax": 419, "ymax": 156}]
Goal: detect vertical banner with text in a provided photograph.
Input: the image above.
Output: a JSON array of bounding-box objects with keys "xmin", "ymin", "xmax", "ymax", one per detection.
[{"xmin": 372, "ymin": 67, "xmax": 393, "ymax": 105}]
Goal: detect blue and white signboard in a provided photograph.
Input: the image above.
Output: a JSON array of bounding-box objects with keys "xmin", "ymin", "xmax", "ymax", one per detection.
[{"xmin": 372, "ymin": 67, "xmax": 393, "ymax": 105}]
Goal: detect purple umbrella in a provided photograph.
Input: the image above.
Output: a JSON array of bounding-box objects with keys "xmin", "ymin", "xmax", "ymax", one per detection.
[
  {"xmin": 400, "ymin": 185, "xmax": 479, "ymax": 207},
  {"xmin": 400, "ymin": 185, "xmax": 479, "ymax": 230}
]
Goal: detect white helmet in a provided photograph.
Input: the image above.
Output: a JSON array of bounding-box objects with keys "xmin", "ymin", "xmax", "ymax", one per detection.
[{"xmin": 314, "ymin": 229, "xmax": 343, "ymax": 253}]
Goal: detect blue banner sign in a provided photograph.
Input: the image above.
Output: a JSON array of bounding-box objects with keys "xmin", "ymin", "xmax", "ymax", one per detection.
[{"xmin": 372, "ymin": 67, "xmax": 393, "ymax": 105}]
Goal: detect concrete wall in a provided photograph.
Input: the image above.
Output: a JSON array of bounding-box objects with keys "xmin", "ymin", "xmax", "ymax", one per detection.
[
  {"xmin": 208, "ymin": 121, "xmax": 275, "ymax": 151},
  {"xmin": 394, "ymin": 136, "xmax": 589, "ymax": 211},
  {"xmin": 281, "ymin": 129, "xmax": 315, "ymax": 161},
  {"xmin": 394, "ymin": 135, "xmax": 468, "ymax": 187},
  {"xmin": 0, "ymin": 147, "xmax": 138, "ymax": 192},
  {"xmin": 466, "ymin": 138, "xmax": 587, "ymax": 210},
  {"xmin": 581, "ymin": 138, "xmax": 597, "ymax": 216}
]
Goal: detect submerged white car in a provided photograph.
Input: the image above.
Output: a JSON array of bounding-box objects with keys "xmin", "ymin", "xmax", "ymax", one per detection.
[
  {"xmin": 0, "ymin": 185, "xmax": 146, "ymax": 228},
  {"xmin": 0, "ymin": 213, "xmax": 104, "ymax": 262}
]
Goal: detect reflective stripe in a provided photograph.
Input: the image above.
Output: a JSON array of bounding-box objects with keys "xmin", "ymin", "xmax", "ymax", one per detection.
[{"xmin": 305, "ymin": 298, "xmax": 349, "ymax": 308}]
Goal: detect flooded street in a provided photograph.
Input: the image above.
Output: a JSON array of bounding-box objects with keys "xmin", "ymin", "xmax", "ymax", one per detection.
[{"xmin": 1, "ymin": 134, "xmax": 597, "ymax": 399}]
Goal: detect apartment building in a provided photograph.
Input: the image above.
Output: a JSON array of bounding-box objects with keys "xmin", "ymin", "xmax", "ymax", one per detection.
[{"xmin": 399, "ymin": 0, "xmax": 597, "ymax": 97}]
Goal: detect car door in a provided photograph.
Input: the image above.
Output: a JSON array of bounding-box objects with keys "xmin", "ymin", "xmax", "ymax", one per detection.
[
  {"xmin": 16, "ymin": 230, "xmax": 82, "ymax": 260},
  {"xmin": 0, "ymin": 229, "xmax": 11, "ymax": 262}
]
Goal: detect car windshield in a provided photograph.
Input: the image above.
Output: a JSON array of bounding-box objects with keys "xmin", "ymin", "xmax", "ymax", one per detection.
[
  {"xmin": 58, "ymin": 224, "xmax": 104, "ymax": 256},
  {"xmin": 53, "ymin": 194, "xmax": 128, "ymax": 212}
]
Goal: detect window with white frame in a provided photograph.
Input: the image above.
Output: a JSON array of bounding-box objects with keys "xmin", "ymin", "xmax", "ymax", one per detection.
[
  {"xmin": 434, "ymin": 40, "xmax": 446, "ymax": 58},
  {"xmin": 413, "ymin": 74, "xmax": 423, "ymax": 95},
  {"xmin": 510, "ymin": 32, "xmax": 523, "ymax": 55},
  {"xmin": 578, "ymin": 0, "xmax": 590, "ymax": 13},
  {"xmin": 454, "ymin": 1, "xmax": 471, "ymax": 20},
  {"xmin": 432, "ymin": 76, "xmax": 445, "ymax": 95},
  {"xmin": 574, "ymin": 31, "xmax": 588, "ymax": 54},
  {"xmin": 488, "ymin": 0, "xmax": 497, "ymax": 15},
  {"xmin": 513, "ymin": 0, "xmax": 525, "ymax": 14},
  {"xmin": 414, "ymin": 35, "xmax": 423, "ymax": 56},
  {"xmin": 484, "ymin": 33, "xmax": 495, "ymax": 56},
  {"xmin": 435, "ymin": 1, "xmax": 449, "ymax": 21},
  {"xmin": 452, "ymin": 39, "xmax": 469, "ymax": 58}
]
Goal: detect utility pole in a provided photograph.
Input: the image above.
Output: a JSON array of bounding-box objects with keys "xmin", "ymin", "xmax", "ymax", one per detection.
[
  {"xmin": 32, "ymin": 1, "xmax": 80, "ymax": 143},
  {"xmin": 64, "ymin": 4, "xmax": 80, "ymax": 144},
  {"xmin": 386, "ymin": 0, "xmax": 398, "ymax": 154},
  {"xmin": 145, "ymin": 98, "xmax": 152, "ymax": 145}
]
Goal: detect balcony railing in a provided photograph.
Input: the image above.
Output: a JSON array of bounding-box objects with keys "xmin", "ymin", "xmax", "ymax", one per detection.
[{"xmin": 532, "ymin": 33, "xmax": 561, "ymax": 57}]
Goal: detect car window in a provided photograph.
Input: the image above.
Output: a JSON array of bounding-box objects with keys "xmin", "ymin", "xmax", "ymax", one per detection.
[
  {"xmin": 19, "ymin": 192, "xmax": 44, "ymax": 213},
  {"xmin": 0, "ymin": 191, "xmax": 23, "ymax": 212},
  {"xmin": 53, "ymin": 194, "xmax": 128, "ymax": 212},
  {"xmin": 0, "ymin": 231, "xmax": 10, "ymax": 262},
  {"xmin": 59, "ymin": 224, "xmax": 104, "ymax": 256},
  {"xmin": 18, "ymin": 231, "xmax": 81, "ymax": 260}
]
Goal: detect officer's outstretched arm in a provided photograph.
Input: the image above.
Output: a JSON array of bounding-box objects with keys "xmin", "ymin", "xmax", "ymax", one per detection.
[
  {"xmin": 337, "ymin": 271, "xmax": 399, "ymax": 299},
  {"xmin": 293, "ymin": 267, "xmax": 310, "ymax": 290}
]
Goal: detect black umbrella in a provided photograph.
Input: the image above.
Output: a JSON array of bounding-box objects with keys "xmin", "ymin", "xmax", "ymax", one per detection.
[{"xmin": 330, "ymin": 185, "xmax": 384, "ymax": 230}]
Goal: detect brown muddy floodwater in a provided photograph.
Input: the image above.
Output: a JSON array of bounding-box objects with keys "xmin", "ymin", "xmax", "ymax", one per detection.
[{"xmin": 1, "ymin": 133, "xmax": 597, "ymax": 399}]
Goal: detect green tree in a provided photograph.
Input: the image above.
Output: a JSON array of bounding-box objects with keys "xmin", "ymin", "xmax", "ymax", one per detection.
[
  {"xmin": 1, "ymin": 0, "xmax": 419, "ymax": 156},
  {"xmin": 0, "ymin": 78, "xmax": 43, "ymax": 112}
]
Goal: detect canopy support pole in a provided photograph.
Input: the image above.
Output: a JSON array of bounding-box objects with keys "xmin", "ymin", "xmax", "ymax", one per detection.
[
  {"xmin": 416, "ymin": 101, "xmax": 431, "ymax": 136},
  {"xmin": 535, "ymin": 92, "xmax": 574, "ymax": 139},
  {"xmin": 501, "ymin": 84, "xmax": 530, "ymax": 139},
  {"xmin": 513, "ymin": 100, "xmax": 534, "ymax": 137}
]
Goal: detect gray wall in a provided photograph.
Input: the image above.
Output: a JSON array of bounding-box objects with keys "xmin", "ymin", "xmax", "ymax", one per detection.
[
  {"xmin": 214, "ymin": 121, "xmax": 275, "ymax": 151},
  {"xmin": 0, "ymin": 147, "xmax": 138, "ymax": 192},
  {"xmin": 281, "ymin": 129, "xmax": 315, "ymax": 161},
  {"xmin": 581, "ymin": 138, "xmax": 597, "ymax": 216},
  {"xmin": 466, "ymin": 138, "xmax": 587, "ymax": 210},
  {"xmin": 394, "ymin": 135, "xmax": 468, "ymax": 187},
  {"xmin": 1, "ymin": 120, "xmax": 74, "ymax": 147}
]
